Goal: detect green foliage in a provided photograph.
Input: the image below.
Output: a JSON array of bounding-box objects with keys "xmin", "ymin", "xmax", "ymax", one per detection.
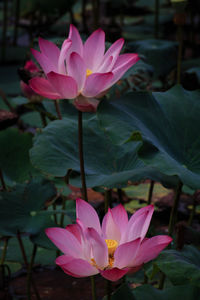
[{"xmin": 98, "ymin": 85, "xmax": 200, "ymax": 189}]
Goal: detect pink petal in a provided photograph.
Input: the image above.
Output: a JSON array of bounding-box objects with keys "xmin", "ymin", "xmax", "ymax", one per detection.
[
  {"xmin": 76, "ymin": 219, "xmax": 93, "ymax": 262},
  {"xmin": 67, "ymin": 24, "xmax": 83, "ymax": 57},
  {"xmin": 102, "ymin": 208, "xmax": 121, "ymax": 242},
  {"xmin": 58, "ymin": 39, "xmax": 72, "ymax": 74},
  {"xmin": 97, "ymin": 56, "xmax": 113, "ymax": 73},
  {"xmin": 122, "ymin": 205, "xmax": 154, "ymax": 243},
  {"xmin": 73, "ymin": 95, "xmax": 99, "ymax": 112},
  {"xmin": 24, "ymin": 60, "xmax": 39, "ymax": 72},
  {"xmin": 114, "ymin": 238, "xmax": 141, "ymax": 269},
  {"xmin": 126, "ymin": 265, "xmax": 142, "ymax": 275},
  {"xmin": 47, "ymin": 71, "xmax": 78, "ymax": 99},
  {"xmin": 111, "ymin": 204, "xmax": 128, "ymax": 238},
  {"xmin": 83, "ymin": 29, "xmax": 105, "ymax": 70},
  {"xmin": 66, "ymin": 224, "xmax": 82, "ymax": 244},
  {"xmin": 82, "ymin": 72, "xmax": 113, "ymax": 98},
  {"xmin": 134, "ymin": 235, "xmax": 172, "ymax": 266},
  {"xmin": 38, "ymin": 37, "xmax": 60, "ymax": 65},
  {"xmin": 68, "ymin": 52, "xmax": 86, "ymax": 91},
  {"xmin": 87, "ymin": 228, "xmax": 108, "ymax": 269},
  {"xmin": 56, "ymin": 255, "xmax": 99, "ymax": 277},
  {"xmin": 99, "ymin": 38, "xmax": 124, "ymax": 72},
  {"xmin": 76, "ymin": 199, "xmax": 102, "ymax": 235},
  {"xmin": 45, "ymin": 227, "xmax": 83, "ymax": 258},
  {"xmin": 100, "ymin": 268, "xmax": 128, "ymax": 281},
  {"xmin": 110, "ymin": 53, "xmax": 139, "ymax": 86},
  {"xmin": 29, "ymin": 77, "xmax": 61, "ymax": 99},
  {"xmin": 31, "ymin": 49, "xmax": 58, "ymax": 74}
]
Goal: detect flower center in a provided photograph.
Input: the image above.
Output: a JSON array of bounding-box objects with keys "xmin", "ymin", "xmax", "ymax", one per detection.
[
  {"xmin": 86, "ymin": 69, "xmax": 93, "ymax": 77},
  {"xmin": 105, "ymin": 239, "xmax": 118, "ymax": 255}
]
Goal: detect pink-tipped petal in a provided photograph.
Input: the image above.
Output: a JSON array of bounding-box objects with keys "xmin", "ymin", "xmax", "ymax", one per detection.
[
  {"xmin": 111, "ymin": 204, "xmax": 128, "ymax": 238},
  {"xmin": 68, "ymin": 24, "xmax": 83, "ymax": 57},
  {"xmin": 31, "ymin": 49, "xmax": 57, "ymax": 74},
  {"xmin": 74, "ymin": 96, "xmax": 99, "ymax": 112},
  {"xmin": 76, "ymin": 199, "xmax": 102, "ymax": 235},
  {"xmin": 58, "ymin": 39, "xmax": 72, "ymax": 74},
  {"xmin": 102, "ymin": 208, "xmax": 121, "ymax": 242},
  {"xmin": 114, "ymin": 238, "xmax": 141, "ymax": 269},
  {"xmin": 87, "ymin": 228, "xmax": 108, "ymax": 269},
  {"xmin": 68, "ymin": 52, "xmax": 86, "ymax": 91},
  {"xmin": 29, "ymin": 77, "xmax": 61, "ymax": 99},
  {"xmin": 82, "ymin": 72, "xmax": 113, "ymax": 98},
  {"xmin": 47, "ymin": 71, "xmax": 78, "ymax": 99},
  {"xmin": 100, "ymin": 268, "xmax": 128, "ymax": 281},
  {"xmin": 99, "ymin": 38, "xmax": 124, "ymax": 72},
  {"xmin": 110, "ymin": 53, "xmax": 139, "ymax": 86},
  {"xmin": 83, "ymin": 29, "xmax": 105, "ymax": 70},
  {"xmin": 56, "ymin": 255, "xmax": 99, "ymax": 277},
  {"xmin": 24, "ymin": 60, "xmax": 39, "ymax": 72},
  {"xmin": 66, "ymin": 224, "xmax": 82, "ymax": 244},
  {"xmin": 133, "ymin": 236, "xmax": 173, "ymax": 266},
  {"xmin": 45, "ymin": 228, "xmax": 83, "ymax": 258},
  {"xmin": 122, "ymin": 205, "xmax": 154, "ymax": 243},
  {"xmin": 38, "ymin": 37, "xmax": 60, "ymax": 64}
]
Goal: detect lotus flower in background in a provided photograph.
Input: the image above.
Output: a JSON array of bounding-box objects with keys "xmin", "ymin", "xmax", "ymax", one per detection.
[
  {"xmin": 20, "ymin": 60, "xmax": 43, "ymax": 102},
  {"xmin": 46, "ymin": 199, "xmax": 172, "ymax": 281},
  {"xmin": 29, "ymin": 25, "xmax": 139, "ymax": 112}
]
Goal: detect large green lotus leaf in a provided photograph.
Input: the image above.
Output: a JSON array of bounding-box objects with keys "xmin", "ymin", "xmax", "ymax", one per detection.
[
  {"xmin": 0, "ymin": 178, "xmax": 57, "ymax": 236},
  {"xmin": 97, "ymin": 86, "xmax": 200, "ymax": 189},
  {"xmin": 155, "ymin": 245, "xmax": 200, "ymax": 287},
  {"xmin": 30, "ymin": 116, "xmax": 175, "ymax": 188},
  {"xmin": 128, "ymin": 39, "xmax": 177, "ymax": 78},
  {"xmin": 0, "ymin": 128, "xmax": 40, "ymax": 184}
]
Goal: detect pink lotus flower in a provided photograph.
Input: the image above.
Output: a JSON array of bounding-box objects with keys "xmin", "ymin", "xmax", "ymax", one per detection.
[
  {"xmin": 20, "ymin": 60, "xmax": 43, "ymax": 102},
  {"xmin": 29, "ymin": 25, "xmax": 139, "ymax": 112},
  {"xmin": 46, "ymin": 199, "xmax": 172, "ymax": 281}
]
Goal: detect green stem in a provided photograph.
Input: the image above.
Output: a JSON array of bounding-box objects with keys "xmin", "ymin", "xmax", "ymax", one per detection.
[
  {"xmin": 2, "ymin": 0, "xmax": 8, "ymax": 62},
  {"xmin": 27, "ymin": 244, "xmax": 38, "ymax": 300},
  {"xmin": 40, "ymin": 112, "xmax": 47, "ymax": 127},
  {"xmin": 60, "ymin": 196, "xmax": 66, "ymax": 228},
  {"xmin": 106, "ymin": 279, "xmax": 112, "ymax": 300},
  {"xmin": 158, "ymin": 272, "xmax": 166, "ymax": 290},
  {"xmin": 154, "ymin": 0, "xmax": 159, "ymax": 39},
  {"xmin": 177, "ymin": 24, "xmax": 183, "ymax": 84},
  {"xmin": 13, "ymin": 0, "xmax": 20, "ymax": 46},
  {"xmin": 82, "ymin": 0, "xmax": 88, "ymax": 32},
  {"xmin": 92, "ymin": 0, "xmax": 100, "ymax": 29},
  {"xmin": 53, "ymin": 202, "xmax": 58, "ymax": 225},
  {"xmin": 168, "ymin": 181, "xmax": 183, "ymax": 237},
  {"xmin": 0, "ymin": 88, "xmax": 14, "ymax": 112},
  {"xmin": 0, "ymin": 169, "xmax": 7, "ymax": 191},
  {"xmin": 78, "ymin": 111, "xmax": 88, "ymax": 202},
  {"xmin": 117, "ymin": 188, "xmax": 123, "ymax": 204},
  {"xmin": 17, "ymin": 232, "xmax": 41, "ymax": 300},
  {"xmin": 0, "ymin": 237, "xmax": 9, "ymax": 265},
  {"xmin": 55, "ymin": 100, "xmax": 62, "ymax": 120},
  {"xmin": 105, "ymin": 189, "xmax": 112, "ymax": 213},
  {"xmin": 91, "ymin": 276, "xmax": 97, "ymax": 300},
  {"xmin": 147, "ymin": 180, "xmax": 155, "ymax": 205},
  {"xmin": 188, "ymin": 194, "xmax": 196, "ymax": 226}
]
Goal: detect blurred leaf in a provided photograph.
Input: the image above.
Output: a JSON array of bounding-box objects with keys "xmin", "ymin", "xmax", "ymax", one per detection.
[
  {"xmin": 155, "ymin": 245, "xmax": 200, "ymax": 287},
  {"xmin": 0, "ymin": 65, "xmax": 21, "ymax": 95},
  {"xmin": 0, "ymin": 178, "xmax": 57, "ymax": 236}
]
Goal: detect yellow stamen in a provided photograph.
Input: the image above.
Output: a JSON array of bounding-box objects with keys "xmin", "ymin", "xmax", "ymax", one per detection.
[
  {"xmin": 105, "ymin": 239, "xmax": 118, "ymax": 255},
  {"xmin": 86, "ymin": 69, "xmax": 93, "ymax": 77}
]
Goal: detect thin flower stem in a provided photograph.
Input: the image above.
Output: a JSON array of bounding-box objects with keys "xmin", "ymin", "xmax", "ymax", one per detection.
[
  {"xmin": 154, "ymin": 0, "xmax": 159, "ymax": 39},
  {"xmin": 78, "ymin": 111, "xmax": 88, "ymax": 202},
  {"xmin": 158, "ymin": 180, "xmax": 183, "ymax": 289},
  {"xmin": 40, "ymin": 112, "xmax": 47, "ymax": 127},
  {"xmin": 168, "ymin": 181, "xmax": 183, "ymax": 237},
  {"xmin": 92, "ymin": 0, "xmax": 100, "ymax": 29},
  {"xmin": 2, "ymin": 0, "xmax": 8, "ymax": 62},
  {"xmin": 106, "ymin": 279, "xmax": 112, "ymax": 300},
  {"xmin": 54, "ymin": 100, "xmax": 62, "ymax": 120},
  {"xmin": 0, "ymin": 237, "xmax": 9, "ymax": 265},
  {"xmin": 53, "ymin": 202, "xmax": 58, "ymax": 225},
  {"xmin": 0, "ymin": 87, "xmax": 14, "ymax": 112},
  {"xmin": 117, "ymin": 188, "xmax": 123, "ymax": 204},
  {"xmin": 147, "ymin": 180, "xmax": 155, "ymax": 205},
  {"xmin": 188, "ymin": 194, "xmax": 196, "ymax": 226},
  {"xmin": 60, "ymin": 196, "xmax": 66, "ymax": 228},
  {"xmin": 177, "ymin": 24, "xmax": 183, "ymax": 84},
  {"xmin": 17, "ymin": 232, "xmax": 41, "ymax": 300},
  {"xmin": 13, "ymin": 0, "xmax": 20, "ymax": 46},
  {"xmin": 27, "ymin": 244, "xmax": 38, "ymax": 300},
  {"xmin": 105, "ymin": 189, "xmax": 112, "ymax": 213},
  {"xmin": 91, "ymin": 276, "xmax": 97, "ymax": 300},
  {"xmin": 0, "ymin": 169, "xmax": 7, "ymax": 191}
]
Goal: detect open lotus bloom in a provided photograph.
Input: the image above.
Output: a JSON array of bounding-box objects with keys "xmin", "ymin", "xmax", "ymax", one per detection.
[
  {"xmin": 46, "ymin": 199, "xmax": 172, "ymax": 281},
  {"xmin": 29, "ymin": 25, "xmax": 139, "ymax": 112}
]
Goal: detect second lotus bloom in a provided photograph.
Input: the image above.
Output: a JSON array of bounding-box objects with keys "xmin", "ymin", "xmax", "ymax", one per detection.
[
  {"xmin": 46, "ymin": 199, "xmax": 172, "ymax": 281},
  {"xmin": 29, "ymin": 25, "xmax": 139, "ymax": 112}
]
